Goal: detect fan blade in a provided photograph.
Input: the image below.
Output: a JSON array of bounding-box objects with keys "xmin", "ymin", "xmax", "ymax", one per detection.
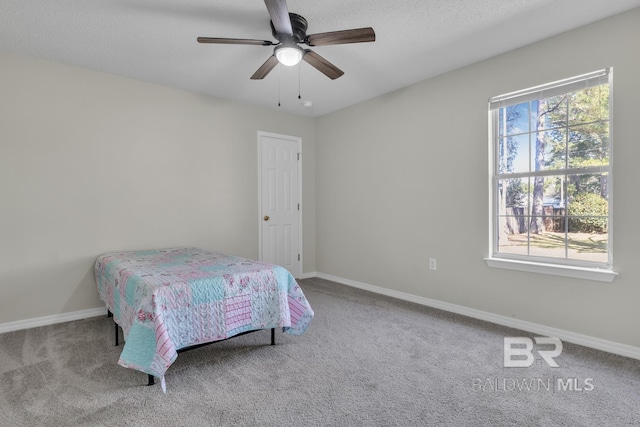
[
  {"xmin": 250, "ymin": 55, "xmax": 279, "ymax": 80},
  {"xmin": 305, "ymin": 27, "xmax": 375, "ymax": 46},
  {"xmin": 264, "ymin": 0, "xmax": 292, "ymax": 35},
  {"xmin": 197, "ymin": 37, "xmax": 274, "ymax": 46},
  {"xmin": 302, "ymin": 50, "xmax": 344, "ymax": 80}
]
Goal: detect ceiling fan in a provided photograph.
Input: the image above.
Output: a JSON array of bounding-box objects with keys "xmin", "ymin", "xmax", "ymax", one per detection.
[{"xmin": 197, "ymin": 0, "xmax": 376, "ymax": 80}]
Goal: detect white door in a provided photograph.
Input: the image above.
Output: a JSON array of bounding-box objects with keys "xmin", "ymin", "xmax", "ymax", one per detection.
[{"xmin": 258, "ymin": 131, "xmax": 302, "ymax": 278}]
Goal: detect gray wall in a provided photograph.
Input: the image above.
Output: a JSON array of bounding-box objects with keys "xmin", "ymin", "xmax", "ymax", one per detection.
[
  {"xmin": 2, "ymin": 8, "xmax": 639, "ymax": 350},
  {"xmin": 315, "ymin": 9, "xmax": 640, "ymax": 347},
  {"xmin": 0, "ymin": 52, "xmax": 316, "ymax": 323}
]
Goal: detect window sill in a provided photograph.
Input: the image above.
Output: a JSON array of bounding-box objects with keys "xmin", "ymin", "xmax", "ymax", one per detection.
[{"xmin": 484, "ymin": 257, "xmax": 617, "ymax": 283}]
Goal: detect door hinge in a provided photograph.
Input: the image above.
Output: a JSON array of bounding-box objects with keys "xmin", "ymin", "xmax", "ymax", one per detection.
[
  {"xmin": 298, "ymin": 254, "xmax": 301, "ymax": 261},
  {"xmin": 298, "ymin": 203, "xmax": 300, "ymax": 211},
  {"xmin": 297, "ymin": 153, "xmax": 300, "ymax": 161}
]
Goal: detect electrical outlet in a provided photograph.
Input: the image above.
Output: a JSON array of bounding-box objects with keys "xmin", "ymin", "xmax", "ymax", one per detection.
[{"xmin": 429, "ymin": 258, "xmax": 437, "ymax": 271}]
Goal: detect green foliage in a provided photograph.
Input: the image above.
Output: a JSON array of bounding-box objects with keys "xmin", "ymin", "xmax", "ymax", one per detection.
[
  {"xmin": 546, "ymin": 85, "xmax": 610, "ymax": 170},
  {"xmin": 506, "ymin": 179, "xmax": 527, "ymax": 207},
  {"xmin": 567, "ymin": 192, "xmax": 608, "ymax": 233}
]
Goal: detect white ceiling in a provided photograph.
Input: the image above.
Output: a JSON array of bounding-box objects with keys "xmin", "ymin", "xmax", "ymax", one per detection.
[{"xmin": 2, "ymin": 0, "xmax": 640, "ymax": 117}]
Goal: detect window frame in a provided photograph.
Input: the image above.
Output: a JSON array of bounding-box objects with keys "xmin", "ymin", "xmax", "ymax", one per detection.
[{"xmin": 485, "ymin": 69, "xmax": 617, "ymax": 283}]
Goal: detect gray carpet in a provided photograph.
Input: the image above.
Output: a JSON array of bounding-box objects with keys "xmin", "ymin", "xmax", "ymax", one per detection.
[{"xmin": 1, "ymin": 277, "xmax": 639, "ymax": 426}]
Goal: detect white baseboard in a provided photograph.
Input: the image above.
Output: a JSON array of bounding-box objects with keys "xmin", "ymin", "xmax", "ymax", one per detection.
[
  {"xmin": 299, "ymin": 271, "xmax": 318, "ymax": 280},
  {"xmin": 0, "ymin": 307, "xmax": 106, "ymax": 335},
  {"xmin": 313, "ymin": 272, "xmax": 640, "ymax": 361}
]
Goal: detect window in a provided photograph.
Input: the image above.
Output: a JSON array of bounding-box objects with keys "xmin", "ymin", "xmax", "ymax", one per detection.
[{"xmin": 486, "ymin": 69, "xmax": 616, "ymax": 282}]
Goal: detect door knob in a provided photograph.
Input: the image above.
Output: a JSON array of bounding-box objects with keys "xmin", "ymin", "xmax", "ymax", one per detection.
[{"xmin": 264, "ymin": 215, "xmax": 270, "ymax": 221}]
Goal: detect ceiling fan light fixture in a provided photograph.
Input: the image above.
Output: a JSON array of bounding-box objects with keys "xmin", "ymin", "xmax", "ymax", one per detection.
[{"xmin": 275, "ymin": 44, "xmax": 303, "ymax": 66}]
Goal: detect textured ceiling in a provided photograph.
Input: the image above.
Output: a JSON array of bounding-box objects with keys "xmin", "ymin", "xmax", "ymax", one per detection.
[{"xmin": 2, "ymin": 0, "xmax": 640, "ymax": 117}]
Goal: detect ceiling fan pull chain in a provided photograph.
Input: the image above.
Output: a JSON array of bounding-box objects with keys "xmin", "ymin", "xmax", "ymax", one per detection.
[
  {"xmin": 298, "ymin": 64, "xmax": 301, "ymax": 100},
  {"xmin": 278, "ymin": 64, "xmax": 281, "ymax": 107}
]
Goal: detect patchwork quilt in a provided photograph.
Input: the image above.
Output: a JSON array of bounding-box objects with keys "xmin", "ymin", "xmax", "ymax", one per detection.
[{"xmin": 95, "ymin": 247, "xmax": 314, "ymax": 383}]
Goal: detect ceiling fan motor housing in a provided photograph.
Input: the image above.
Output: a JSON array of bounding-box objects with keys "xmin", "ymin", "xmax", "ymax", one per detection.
[{"xmin": 270, "ymin": 13, "xmax": 308, "ymax": 43}]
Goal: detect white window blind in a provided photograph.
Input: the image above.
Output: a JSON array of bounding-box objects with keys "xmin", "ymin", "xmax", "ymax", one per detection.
[{"xmin": 489, "ymin": 68, "xmax": 610, "ymax": 110}]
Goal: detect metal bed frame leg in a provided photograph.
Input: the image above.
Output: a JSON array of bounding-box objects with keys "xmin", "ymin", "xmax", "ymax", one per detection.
[
  {"xmin": 108, "ymin": 310, "xmax": 119, "ymax": 346},
  {"xmin": 148, "ymin": 375, "xmax": 155, "ymax": 386},
  {"xmin": 271, "ymin": 328, "xmax": 275, "ymax": 345}
]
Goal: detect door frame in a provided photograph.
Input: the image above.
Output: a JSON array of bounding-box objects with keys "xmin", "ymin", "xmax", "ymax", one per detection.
[{"xmin": 257, "ymin": 131, "xmax": 303, "ymax": 278}]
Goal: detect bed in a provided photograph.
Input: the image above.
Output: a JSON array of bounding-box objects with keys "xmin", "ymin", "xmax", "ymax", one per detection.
[{"xmin": 94, "ymin": 247, "xmax": 314, "ymax": 391}]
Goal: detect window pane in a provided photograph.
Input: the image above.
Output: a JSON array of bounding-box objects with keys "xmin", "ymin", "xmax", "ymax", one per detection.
[
  {"xmin": 567, "ymin": 173, "xmax": 608, "ymax": 237},
  {"xmin": 565, "ymin": 170, "xmax": 609, "ymax": 263},
  {"xmin": 498, "ymin": 178, "xmax": 529, "ymax": 210},
  {"xmin": 567, "ymin": 219, "xmax": 608, "ymax": 263},
  {"xmin": 497, "ymin": 178, "xmax": 529, "ymax": 254},
  {"xmin": 499, "ymin": 102, "xmax": 530, "ymax": 136},
  {"xmin": 497, "ymin": 216, "xmax": 528, "ymax": 255},
  {"xmin": 529, "ymin": 175, "xmax": 563, "ymax": 225},
  {"xmin": 568, "ymin": 85, "xmax": 609, "ymax": 124},
  {"xmin": 545, "ymin": 128, "xmax": 567, "ymax": 170},
  {"xmin": 499, "ymin": 134, "xmax": 529, "ymax": 174},
  {"xmin": 529, "ymin": 226, "xmax": 567, "ymax": 259},
  {"xmin": 566, "ymin": 173, "xmax": 608, "ymax": 212},
  {"xmin": 542, "ymin": 175, "xmax": 566, "ymax": 211},
  {"xmin": 535, "ymin": 96, "xmax": 567, "ymax": 130},
  {"xmin": 527, "ymin": 175, "xmax": 567, "ymax": 259},
  {"xmin": 568, "ymin": 122, "xmax": 609, "ymax": 168},
  {"xmin": 532, "ymin": 130, "xmax": 564, "ymax": 171}
]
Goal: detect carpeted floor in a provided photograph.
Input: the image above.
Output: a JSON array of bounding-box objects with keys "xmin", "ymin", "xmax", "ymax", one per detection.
[{"xmin": 1, "ymin": 277, "xmax": 639, "ymax": 426}]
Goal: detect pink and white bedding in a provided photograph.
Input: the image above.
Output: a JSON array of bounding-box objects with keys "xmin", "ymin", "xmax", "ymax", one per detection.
[{"xmin": 95, "ymin": 247, "xmax": 314, "ymax": 385}]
